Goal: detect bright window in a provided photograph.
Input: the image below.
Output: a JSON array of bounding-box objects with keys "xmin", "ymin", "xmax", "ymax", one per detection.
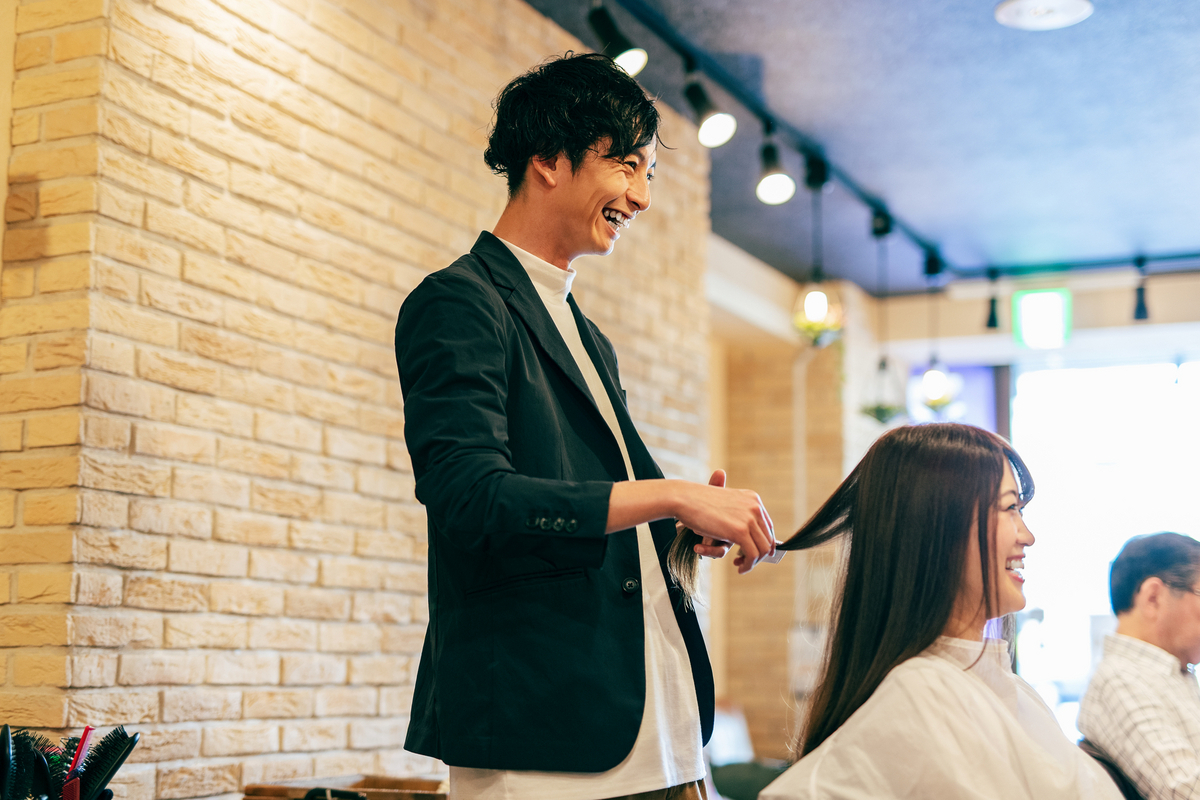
[{"xmin": 1011, "ymin": 360, "xmax": 1200, "ymax": 737}]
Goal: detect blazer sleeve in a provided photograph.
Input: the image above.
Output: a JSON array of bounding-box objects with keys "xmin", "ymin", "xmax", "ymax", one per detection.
[{"xmin": 395, "ymin": 269, "xmax": 614, "ymax": 560}]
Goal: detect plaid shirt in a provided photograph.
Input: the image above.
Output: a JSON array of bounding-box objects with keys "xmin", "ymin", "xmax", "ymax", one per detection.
[{"xmin": 1079, "ymin": 634, "xmax": 1200, "ymax": 799}]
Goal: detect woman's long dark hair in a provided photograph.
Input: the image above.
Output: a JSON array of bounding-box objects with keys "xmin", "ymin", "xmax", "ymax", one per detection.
[{"xmin": 782, "ymin": 423, "xmax": 1034, "ymax": 757}]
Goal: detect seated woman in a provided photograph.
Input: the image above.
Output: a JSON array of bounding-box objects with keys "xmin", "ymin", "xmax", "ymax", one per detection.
[{"xmin": 760, "ymin": 423, "xmax": 1121, "ymax": 800}]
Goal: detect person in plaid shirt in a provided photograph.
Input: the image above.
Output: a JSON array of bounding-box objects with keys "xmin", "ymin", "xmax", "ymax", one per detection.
[{"xmin": 1080, "ymin": 532, "xmax": 1200, "ymax": 799}]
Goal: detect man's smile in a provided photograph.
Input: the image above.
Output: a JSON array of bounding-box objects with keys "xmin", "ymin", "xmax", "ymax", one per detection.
[{"xmin": 603, "ymin": 208, "xmax": 632, "ymax": 234}]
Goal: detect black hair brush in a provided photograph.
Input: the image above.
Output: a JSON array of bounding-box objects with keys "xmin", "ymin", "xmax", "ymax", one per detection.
[
  {"xmin": 75, "ymin": 728, "xmax": 138, "ymax": 800},
  {"xmin": 4, "ymin": 730, "xmax": 68, "ymax": 800},
  {"xmin": 16, "ymin": 732, "xmax": 66, "ymax": 800},
  {"xmin": 2, "ymin": 724, "xmax": 14, "ymax": 800}
]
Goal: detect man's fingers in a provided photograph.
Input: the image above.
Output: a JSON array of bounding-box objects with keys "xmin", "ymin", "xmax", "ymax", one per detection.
[
  {"xmin": 694, "ymin": 542, "xmax": 731, "ymax": 558},
  {"xmin": 739, "ymin": 526, "xmax": 764, "ymax": 564},
  {"xmin": 760, "ymin": 503, "xmax": 775, "ymax": 546},
  {"xmin": 754, "ymin": 514, "xmax": 774, "ymax": 557},
  {"xmin": 708, "ymin": 469, "xmax": 726, "ymax": 488}
]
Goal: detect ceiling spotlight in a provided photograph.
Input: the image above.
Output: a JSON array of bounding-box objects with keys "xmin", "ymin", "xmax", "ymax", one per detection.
[
  {"xmin": 756, "ymin": 143, "xmax": 795, "ymax": 205},
  {"xmin": 804, "ymin": 153, "xmax": 829, "ymax": 192},
  {"xmin": 986, "ymin": 267, "xmax": 1000, "ymax": 330},
  {"xmin": 587, "ymin": 4, "xmax": 648, "ymax": 76},
  {"xmin": 871, "ymin": 207, "xmax": 892, "ymax": 238},
  {"xmin": 995, "ymin": 0, "xmax": 1093, "ymax": 30},
  {"xmin": 684, "ymin": 79, "xmax": 737, "ymax": 148},
  {"xmin": 1134, "ymin": 256, "xmax": 1149, "ymax": 321},
  {"xmin": 923, "ymin": 249, "xmax": 943, "ymax": 278}
]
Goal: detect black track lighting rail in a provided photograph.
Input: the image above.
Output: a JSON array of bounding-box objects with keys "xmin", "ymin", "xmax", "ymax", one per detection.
[
  {"xmin": 946, "ymin": 250, "xmax": 1200, "ymax": 281},
  {"xmin": 609, "ymin": 0, "xmax": 942, "ymax": 257}
]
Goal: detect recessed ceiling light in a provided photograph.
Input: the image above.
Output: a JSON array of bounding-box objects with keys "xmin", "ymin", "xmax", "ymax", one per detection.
[{"xmin": 995, "ymin": 0, "xmax": 1093, "ymax": 30}]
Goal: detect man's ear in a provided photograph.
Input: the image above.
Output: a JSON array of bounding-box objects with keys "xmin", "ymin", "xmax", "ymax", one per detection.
[
  {"xmin": 529, "ymin": 153, "xmax": 565, "ymax": 189},
  {"xmin": 1139, "ymin": 576, "xmax": 1167, "ymax": 616}
]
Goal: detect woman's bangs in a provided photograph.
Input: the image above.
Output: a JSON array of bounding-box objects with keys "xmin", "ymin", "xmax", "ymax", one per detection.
[{"xmin": 1005, "ymin": 449, "xmax": 1036, "ymax": 506}]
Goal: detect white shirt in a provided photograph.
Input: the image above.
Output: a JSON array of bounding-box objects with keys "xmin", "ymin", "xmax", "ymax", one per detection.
[
  {"xmin": 761, "ymin": 637, "xmax": 1122, "ymax": 800},
  {"xmin": 1079, "ymin": 633, "xmax": 1200, "ymax": 799},
  {"xmin": 447, "ymin": 240, "xmax": 705, "ymax": 800}
]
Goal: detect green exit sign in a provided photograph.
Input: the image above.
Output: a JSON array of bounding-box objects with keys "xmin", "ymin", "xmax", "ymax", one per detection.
[{"xmin": 1013, "ymin": 288, "xmax": 1072, "ymax": 349}]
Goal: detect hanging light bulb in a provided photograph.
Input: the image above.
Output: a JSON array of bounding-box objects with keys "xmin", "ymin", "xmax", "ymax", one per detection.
[
  {"xmin": 587, "ymin": 4, "xmax": 648, "ymax": 76},
  {"xmin": 919, "ymin": 283, "xmax": 958, "ymax": 414},
  {"xmin": 755, "ymin": 142, "xmax": 795, "ymax": 205},
  {"xmin": 793, "ymin": 157, "xmax": 842, "ymax": 347},
  {"xmin": 684, "ymin": 77, "xmax": 737, "ymax": 148},
  {"xmin": 922, "ymin": 358, "xmax": 952, "ymax": 407},
  {"xmin": 803, "ymin": 289, "xmax": 830, "ymax": 323}
]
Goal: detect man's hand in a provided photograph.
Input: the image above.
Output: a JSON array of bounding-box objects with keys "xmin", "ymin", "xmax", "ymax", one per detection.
[
  {"xmin": 606, "ymin": 474, "xmax": 776, "ymax": 573},
  {"xmin": 676, "ymin": 469, "xmax": 775, "ymax": 574},
  {"xmin": 692, "ymin": 470, "xmax": 733, "ymax": 560}
]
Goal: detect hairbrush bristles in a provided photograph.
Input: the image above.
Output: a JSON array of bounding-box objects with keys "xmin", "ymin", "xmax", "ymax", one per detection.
[
  {"xmin": 77, "ymin": 728, "xmax": 138, "ymax": 800},
  {"xmin": 2, "ymin": 725, "xmax": 15, "ymax": 800}
]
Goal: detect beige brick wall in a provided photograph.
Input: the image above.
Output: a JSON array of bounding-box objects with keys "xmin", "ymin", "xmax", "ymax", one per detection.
[
  {"xmin": 1, "ymin": 0, "xmax": 710, "ymax": 795},
  {"xmin": 721, "ymin": 341, "xmax": 802, "ymax": 761}
]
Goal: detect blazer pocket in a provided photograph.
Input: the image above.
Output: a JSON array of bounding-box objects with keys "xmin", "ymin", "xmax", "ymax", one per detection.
[{"xmin": 465, "ymin": 567, "xmax": 586, "ymax": 598}]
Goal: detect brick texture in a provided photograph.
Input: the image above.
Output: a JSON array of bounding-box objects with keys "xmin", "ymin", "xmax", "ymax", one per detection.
[
  {"xmin": 721, "ymin": 343, "xmax": 803, "ymax": 760},
  {"xmin": 2, "ymin": 0, "xmax": 710, "ymax": 792}
]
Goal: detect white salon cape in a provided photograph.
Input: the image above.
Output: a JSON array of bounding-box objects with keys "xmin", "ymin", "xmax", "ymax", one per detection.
[{"xmin": 760, "ymin": 637, "xmax": 1123, "ymax": 800}]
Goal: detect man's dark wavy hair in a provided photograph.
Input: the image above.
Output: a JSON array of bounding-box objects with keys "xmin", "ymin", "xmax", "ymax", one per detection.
[{"xmin": 484, "ymin": 52, "xmax": 660, "ymax": 196}]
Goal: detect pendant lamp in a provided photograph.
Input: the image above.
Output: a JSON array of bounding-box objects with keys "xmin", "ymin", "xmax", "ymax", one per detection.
[
  {"xmin": 861, "ymin": 210, "xmax": 906, "ymax": 424},
  {"xmin": 921, "ymin": 282, "xmax": 958, "ymax": 414},
  {"xmin": 793, "ymin": 155, "xmax": 842, "ymax": 347}
]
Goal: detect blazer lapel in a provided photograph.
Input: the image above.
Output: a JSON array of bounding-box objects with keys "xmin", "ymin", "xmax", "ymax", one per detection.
[
  {"xmin": 570, "ymin": 296, "xmax": 664, "ymax": 483},
  {"xmin": 471, "ymin": 232, "xmax": 601, "ymax": 414}
]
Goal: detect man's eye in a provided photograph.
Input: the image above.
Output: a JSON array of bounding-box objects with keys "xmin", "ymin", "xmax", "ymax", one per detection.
[{"xmin": 646, "ymin": 173, "xmax": 655, "ymax": 182}]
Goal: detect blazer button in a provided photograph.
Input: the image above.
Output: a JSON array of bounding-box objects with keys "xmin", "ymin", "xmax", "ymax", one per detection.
[
  {"xmin": 622, "ymin": 577, "xmax": 640, "ymax": 594},
  {"xmin": 552, "ymin": 517, "xmax": 565, "ymax": 531},
  {"xmin": 564, "ymin": 519, "xmax": 578, "ymax": 532},
  {"xmin": 525, "ymin": 515, "xmax": 539, "ymax": 529},
  {"xmin": 539, "ymin": 517, "xmax": 553, "ymax": 530}
]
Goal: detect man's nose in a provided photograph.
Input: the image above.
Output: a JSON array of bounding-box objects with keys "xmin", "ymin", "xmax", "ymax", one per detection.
[{"xmin": 628, "ymin": 176, "xmax": 651, "ymax": 212}]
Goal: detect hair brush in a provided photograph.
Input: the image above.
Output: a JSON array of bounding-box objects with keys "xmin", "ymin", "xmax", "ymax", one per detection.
[
  {"xmin": 14, "ymin": 731, "xmax": 67, "ymax": 800},
  {"xmin": 76, "ymin": 728, "xmax": 139, "ymax": 800},
  {"xmin": 2, "ymin": 725, "xmax": 14, "ymax": 800}
]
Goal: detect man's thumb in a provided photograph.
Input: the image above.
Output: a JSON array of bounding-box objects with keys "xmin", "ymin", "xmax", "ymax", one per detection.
[{"xmin": 709, "ymin": 469, "xmax": 726, "ymax": 488}]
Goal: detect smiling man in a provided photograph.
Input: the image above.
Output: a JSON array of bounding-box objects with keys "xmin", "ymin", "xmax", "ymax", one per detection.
[{"xmin": 393, "ymin": 53, "xmax": 775, "ymax": 800}]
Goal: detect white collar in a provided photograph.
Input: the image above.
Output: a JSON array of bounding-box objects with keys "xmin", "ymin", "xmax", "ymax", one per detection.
[{"xmin": 498, "ymin": 237, "xmax": 576, "ymax": 303}]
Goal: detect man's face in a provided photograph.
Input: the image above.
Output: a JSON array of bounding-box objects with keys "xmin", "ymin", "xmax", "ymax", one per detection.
[
  {"xmin": 1159, "ymin": 579, "xmax": 1200, "ymax": 667},
  {"xmin": 553, "ymin": 139, "xmax": 655, "ymax": 262}
]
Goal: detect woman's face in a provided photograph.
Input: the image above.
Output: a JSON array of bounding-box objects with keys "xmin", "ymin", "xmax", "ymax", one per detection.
[{"xmin": 950, "ymin": 460, "xmax": 1036, "ymax": 637}]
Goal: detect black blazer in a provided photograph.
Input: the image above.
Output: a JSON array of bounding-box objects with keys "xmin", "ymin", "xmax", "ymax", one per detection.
[{"xmin": 394, "ymin": 232, "xmax": 714, "ymax": 772}]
